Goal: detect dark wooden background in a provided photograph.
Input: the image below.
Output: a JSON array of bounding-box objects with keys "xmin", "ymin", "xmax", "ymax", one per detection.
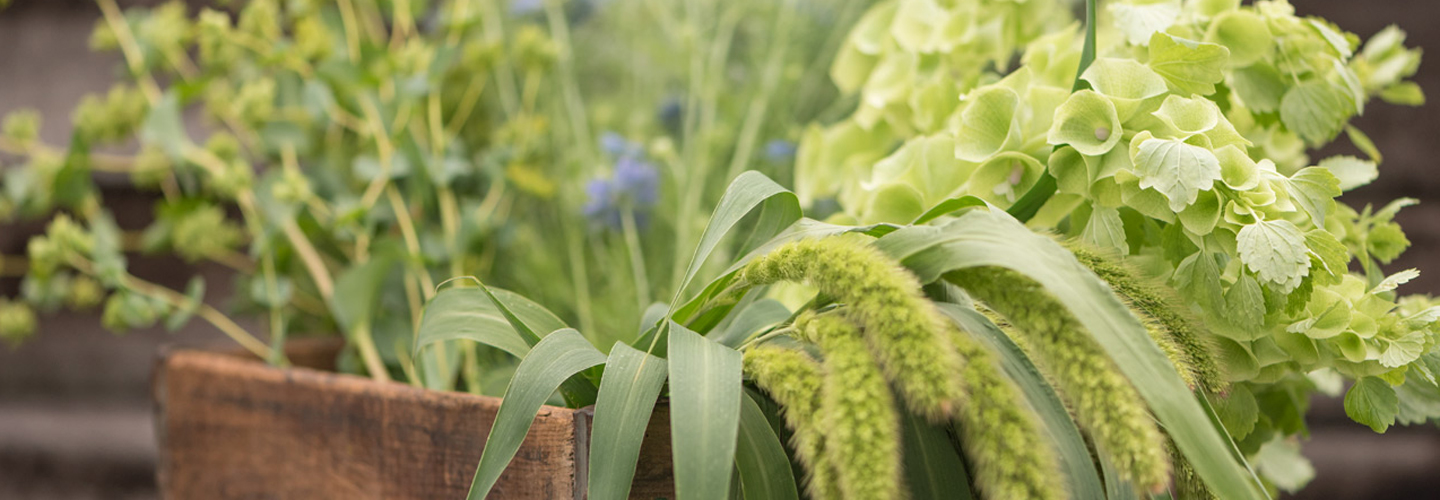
[{"xmin": 1, "ymin": 1, "xmax": 1437, "ymax": 498}]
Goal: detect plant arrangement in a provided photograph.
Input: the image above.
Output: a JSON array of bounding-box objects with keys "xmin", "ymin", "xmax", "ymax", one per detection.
[
  {"xmin": 430, "ymin": 0, "xmax": 1440, "ymax": 499},
  {"xmin": 0, "ymin": 0, "xmax": 861, "ymax": 389},
  {"xmin": 0, "ymin": 0, "xmax": 1436, "ymax": 499}
]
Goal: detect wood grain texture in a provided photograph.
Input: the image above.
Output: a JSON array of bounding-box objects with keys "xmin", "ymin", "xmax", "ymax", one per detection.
[{"xmin": 153, "ymin": 341, "xmax": 677, "ymax": 499}]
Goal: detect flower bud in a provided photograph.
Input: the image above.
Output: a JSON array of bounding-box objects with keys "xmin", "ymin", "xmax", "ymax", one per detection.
[
  {"xmin": 89, "ymin": 18, "xmax": 119, "ymax": 52},
  {"xmin": 2, "ymin": 109, "xmax": 40, "ymax": 144},
  {"xmin": 171, "ymin": 203, "xmax": 242, "ymax": 262},
  {"xmin": 65, "ymin": 275, "xmax": 105, "ymax": 310},
  {"xmin": 273, "ymin": 168, "xmax": 314, "ymax": 205},
  {"xmin": 208, "ymin": 159, "xmax": 254, "ymax": 199},
  {"xmin": 513, "ymin": 25, "xmax": 558, "ymax": 71},
  {"xmin": 0, "ymin": 299, "xmax": 37, "ymax": 346}
]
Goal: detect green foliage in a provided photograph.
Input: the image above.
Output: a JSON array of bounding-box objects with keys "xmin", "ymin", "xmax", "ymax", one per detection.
[
  {"xmin": 6, "ymin": 0, "xmax": 1437, "ymax": 498},
  {"xmin": 795, "ymin": 0, "xmax": 1439, "ymax": 492}
]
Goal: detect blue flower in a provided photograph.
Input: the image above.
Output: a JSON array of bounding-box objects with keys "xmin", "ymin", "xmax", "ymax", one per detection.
[
  {"xmin": 614, "ymin": 156, "xmax": 659, "ymax": 205},
  {"xmin": 583, "ymin": 146, "xmax": 660, "ymax": 230},
  {"xmin": 600, "ymin": 131, "xmax": 643, "ymax": 158},
  {"xmin": 510, "ymin": 0, "xmax": 543, "ymax": 16},
  {"xmin": 764, "ymin": 139, "xmax": 796, "ymax": 163}
]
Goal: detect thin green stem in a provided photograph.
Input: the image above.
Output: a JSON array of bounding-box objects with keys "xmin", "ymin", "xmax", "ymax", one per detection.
[
  {"xmin": 620, "ymin": 206, "xmax": 651, "ymax": 309},
  {"xmin": 1007, "ymin": 0, "xmax": 1098, "ymax": 223},
  {"xmin": 723, "ymin": 0, "xmax": 800, "ymax": 183},
  {"xmin": 543, "ymin": 0, "xmax": 595, "ymax": 164},
  {"xmin": 477, "ymin": 0, "xmax": 522, "ymax": 117}
]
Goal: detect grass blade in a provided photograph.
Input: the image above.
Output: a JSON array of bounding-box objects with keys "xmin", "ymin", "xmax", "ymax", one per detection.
[
  {"xmin": 469, "ymin": 279, "xmax": 597, "ymax": 407},
  {"xmin": 669, "ymin": 171, "xmax": 801, "ymax": 311},
  {"xmin": 882, "ymin": 209, "xmax": 1266, "ymax": 500},
  {"xmin": 669, "ymin": 323, "xmax": 744, "ymax": 500},
  {"xmin": 900, "ymin": 411, "xmax": 974, "ymax": 500},
  {"xmin": 587, "ymin": 343, "xmax": 670, "ymax": 500},
  {"xmin": 466, "ymin": 329, "xmax": 606, "ymax": 499},
  {"xmin": 940, "ymin": 304, "xmax": 1105, "ymax": 497},
  {"xmin": 913, "ymin": 195, "xmax": 987, "ymax": 225},
  {"xmin": 734, "ymin": 392, "xmax": 800, "ymax": 500},
  {"xmin": 710, "ymin": 298, "xmax": 791, "ymax": 348},
  {"xmin": 415, "ymin": 287, "xmax": 536, "ymax": 359}
]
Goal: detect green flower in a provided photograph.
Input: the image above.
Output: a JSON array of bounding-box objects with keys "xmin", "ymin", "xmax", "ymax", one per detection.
[{"xmin": 2, "ymin": 109, "xmax": 40, "ymax": 144}]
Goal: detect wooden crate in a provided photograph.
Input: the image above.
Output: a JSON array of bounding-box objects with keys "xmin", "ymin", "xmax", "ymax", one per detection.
[{"xmin": 152, "ymin": 339, "xmax": 675, "ymax": 499}]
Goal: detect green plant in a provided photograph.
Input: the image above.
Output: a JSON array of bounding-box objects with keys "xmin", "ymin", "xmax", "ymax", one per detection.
[
  {"xmin": 429, "ymin": 171, "xmax": 1273, "ymax": 499},
  {"xmin": 0, "ymin": 0, "xmax": 861, "ymax": 384},
  {"xmin": 795, "ymin": 0, "xmax": 1439, "ymax": 495},
  {"xmin": 431, "ymin": 1, "xmax": 1439, "ymax": 499}
]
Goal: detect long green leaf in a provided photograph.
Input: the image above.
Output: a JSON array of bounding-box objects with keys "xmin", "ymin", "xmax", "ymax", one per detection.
[
  {"xmin": 466, "ymin": 329, "xmax": 606, "ymax": 499},
  {"xmin": 587, "ymin": 343, "xmax": 670, "ymax": 500},
  {"xmin": 414, "ymin": 287, "xmax": 539, "ymax": 359},
  {"xmin": 470, "ymin": 279, "xmax": 597, "ymax": 407},
  {"xmin": 900, "ymin": 411, "xmax": 974, "ymax": 500},
  {"xmin": 734, "ymin": 393, "xmax": 800, "ymax": 500},
  {"xmin": 669, "ymin": 323, "xmax": 744, "ymax": 500},
  {"xmin": 1100, "ymin": 455, "xmax": 1142, "ymax": 500},
  {"xmin": 710, "ymin": 298, "xmax": 792, "ymax": 348},
  {"xmin": 940, "ymin": 304, "xmax": 1105, "ymax": 497},
  {"xmin": 882, "ymin": 209, "xmax": 1265, "ymax": 500},
  {"xmin": 669, "ymin": 171, "xmax": 801, "ymax": 311},
  {"xmin": 913, "ymin": 195, "xmax": 988, "ymax": 225},
  {"xmin": 672, "ymin": 218, "xmax": 896, "ymax": 325},
  {"xmin": 475, "ymin": 281, "xmax": 556, "ymax": 346}
]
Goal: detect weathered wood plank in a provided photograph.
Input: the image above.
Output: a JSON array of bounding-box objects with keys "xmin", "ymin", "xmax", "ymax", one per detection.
[
  {"xmin": 153, "ymin": 342, "xmax": 678, "ymax": 499},
  {"xmin": 154, "ymin": 344, "xmax": 577, "ymax": 499}
]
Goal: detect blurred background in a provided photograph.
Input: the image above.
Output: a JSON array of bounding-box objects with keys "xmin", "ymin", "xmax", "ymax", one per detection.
[{"xmin": 1, "ymin": 0, "xmax": 1437, "ymax": 498}]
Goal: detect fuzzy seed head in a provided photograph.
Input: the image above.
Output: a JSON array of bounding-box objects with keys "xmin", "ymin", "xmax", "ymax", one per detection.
[
  {"xmin": 740, "ymin": 238, "xmax": 965, "ymax": 420},
  {"xmin": 1066, "ymin": 242, "xmax": 1227, "ymax": 394},
  {"xmin": 801, "ymin": 314, "xmax": 903, "ymax": 500},
  {"xmin": 953, "ymin": 266, "xmax": 1172, "ymax": 492},
  {"xmin": 947, "ymin": 327, "xmax": 1065, "ymax": 500},
  {"xmin": 743, "ymin": 345, "xmax": 841, "ymax": 500}
]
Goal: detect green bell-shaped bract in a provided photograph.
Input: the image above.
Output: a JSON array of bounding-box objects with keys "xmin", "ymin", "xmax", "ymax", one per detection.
[
  {"xmin": 1047, "ymin": 90, "xmax": 1123, "ymax": 157},
  {"xmin": 1082, "ymin": 58, "xmax": 1170, "ymax": 121}
]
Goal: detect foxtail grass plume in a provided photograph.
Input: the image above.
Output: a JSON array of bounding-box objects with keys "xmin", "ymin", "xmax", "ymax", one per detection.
[
  {"xmin": 743, "ymin": 345, "xmax": 841, "ymax": 500},
  {"xmin": 946, "ymin": 325, "xmax": 1065, "ymax": 500},
  {"xmin": 1066, "ymin": 243, "xmax": 1226, "ymax": 394},
  {"xmin": 740, "ymin": 237, "xmax": 964, "ymax": 420},
  {"xmin": 953, "ymin": 266, "xmax": 1172, "ymax": 493},
  {"xmin": 794, "ymin": 313, "xmax": 903, "ymax": 500}
]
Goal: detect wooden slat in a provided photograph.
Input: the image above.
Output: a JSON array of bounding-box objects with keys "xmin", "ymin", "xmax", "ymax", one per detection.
[
  {"xmin": 154, "ymin": 346, "xmax": 578, "ymax": 499},
  {"xmin": 154, "ymin": 342, "xmax": 679, "ymax": 499}
]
